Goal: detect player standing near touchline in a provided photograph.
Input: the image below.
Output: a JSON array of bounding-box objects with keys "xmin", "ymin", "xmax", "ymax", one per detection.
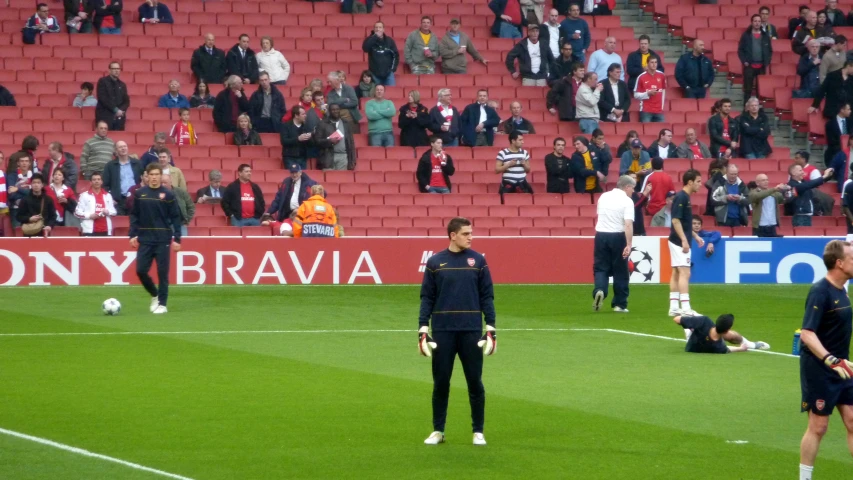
[
  {"xmin": 668, "ymin": 169, "xmax": 704, "ymax": 317},
  {"xmin": 129, "ymin": 163, "xmax": 183, "ymax": 314},
  {"xmin": 418, "ymin": 217, "xmax": 496, "ymax": 446},
  {"xmin": 798, "ymin": 240, "xmax": 853, "ymax": 480}
]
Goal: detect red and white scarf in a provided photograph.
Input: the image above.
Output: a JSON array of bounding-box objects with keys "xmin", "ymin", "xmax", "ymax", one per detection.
[
  {"xmin": 17, "ymin": 169, "xmax": 33, "ymax": 185},
  {"xmin": 438, "ymin": 103, "xmax": 454, "ymax": 123},
  {"xmin": 0, "ymin": 170, "xmax": 7, "ymax": 209}
]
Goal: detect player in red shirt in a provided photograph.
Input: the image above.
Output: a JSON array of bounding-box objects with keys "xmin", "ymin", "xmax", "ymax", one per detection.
[{"xmin": 634, "ymin": 57, "xmax": 666, "ymax": 123}]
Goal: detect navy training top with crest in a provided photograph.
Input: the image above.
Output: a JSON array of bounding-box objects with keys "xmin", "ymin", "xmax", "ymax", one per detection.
[
  {"xmin": 129, "ymin": 186, "xmax": 183, "ymax": 245},
  {"xmin": 681, "ymin": 315, "xmax": 729, "ymax": 354},
  {"xmin": 418, "ymin": 248, "xmax": 495, "ymax": 332},
  {"xmin": 668, "ymin": 190, "xmax": 692, "ymax": 247},
  {"xmin": 801, "ymin": 278, "xmax": 852, "ymax": 366}
]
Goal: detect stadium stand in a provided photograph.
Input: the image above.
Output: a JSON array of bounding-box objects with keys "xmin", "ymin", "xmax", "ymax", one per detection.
[{"xmin": 0, "ymin": 0, "xmax": 847, "ymax": 239}]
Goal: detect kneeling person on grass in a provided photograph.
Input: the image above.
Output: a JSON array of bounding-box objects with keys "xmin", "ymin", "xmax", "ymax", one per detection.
[{"xmin": 674, "ymin": 313, "xmax": 769, "ymax": 353}]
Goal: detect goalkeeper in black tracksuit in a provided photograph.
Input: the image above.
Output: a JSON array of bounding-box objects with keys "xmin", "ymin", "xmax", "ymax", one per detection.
[{"xmin": 418, "ymin": 217, "xmax": 496, "ymax": 446}]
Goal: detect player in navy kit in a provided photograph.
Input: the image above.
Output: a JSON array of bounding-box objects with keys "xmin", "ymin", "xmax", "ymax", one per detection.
[
  {"xmin": 673, "ymin": 313, "xmax": 770, "ymax": 353},
  {"xmin": 798, "ymin": 240, "xmax": 853, "ymax": 480},
  {"xmin": 668, "ymin": 169, "xmax": 704, "ymax": 318},
  {"xmin": 418, "ymin": 217, "xmax": 496, "ymax": 446}
]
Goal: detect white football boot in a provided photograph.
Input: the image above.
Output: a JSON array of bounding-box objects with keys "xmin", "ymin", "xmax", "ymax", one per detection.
[
  {"xmin": 152, "ymin": 305, "xmax": 168, "ymax": 315},
  {"xmin": 150, "ymin": 297, "xmax": 160, "ymax": 313},
  {"xmin": 424, "ymin": 431, "xmax": 444, "ymax": 445},
  {"xmin": 473, "ymin": 433, "xmax": 486, "ymax": 445}
]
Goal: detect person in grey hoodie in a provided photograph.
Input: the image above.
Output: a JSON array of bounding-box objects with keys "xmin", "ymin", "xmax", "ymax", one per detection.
[{"xmin": 404, "ymin": 17, "xmax": 440, "ymax": 75}]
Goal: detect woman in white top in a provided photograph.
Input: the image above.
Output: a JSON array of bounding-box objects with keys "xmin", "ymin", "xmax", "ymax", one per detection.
[{"xmin": 256, "ymin": 36, "xmax": 291, "ymax": 85}]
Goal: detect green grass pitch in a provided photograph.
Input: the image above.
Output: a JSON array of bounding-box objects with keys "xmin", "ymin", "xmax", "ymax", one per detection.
[{"xmin": 1, "ymin": 284, "xmax": 851, "ymax": 479}]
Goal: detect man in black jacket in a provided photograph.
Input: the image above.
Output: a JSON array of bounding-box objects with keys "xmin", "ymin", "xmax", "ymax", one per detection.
[
  {"xmin": 708, "ymin": 98, "xmax": 739, "ymax": 158},
  {"xmin": 96, "ymin": 61, "xmax": 130, "ymax": 131},
  {"xmin": 825, "ymin": 102, "xmax": 851, "ymax": 165},
  {"xmin": 547, "ymin": 62, "xmax": 584, "ymax": 121},
  {"xmin": 590, "ymin": 129, "xmax": 613, "ymax": 179},
  {"xmin": 548, "ymin": 43, "xmax": 578, "ymax": 86},
  {"xmin": 266, "ymin": 165, "xmax": 318, "ymax": 220},
  {"xmin": 505, "ymin": 25, "xmax": 555, "ymax": 87},
  {"xmin": 16, "ymin": 173, "xmax": 56, "ymax": 237},
  {"xmin": 280, "ymin": 105, "xmax": 312, "ymax": 169},
  {"xmin": 64, "ymin": 0, "xmax": 94, "ymax": 33},
  {"xmin": 362, "ymin": 21, "xmax": 398, "ymax": 86},
  {"xmin": 191, "ymin": 33, "xmax": 227, "ymax": 84},
  {"xmin": 93, "ymin": 0, "xmax": 122, "ymax": 34},
  {"xmin": 221, "ymin": 164, "xmax": 265, "ymax": 227},
  {"xmin": 674, "ymin": 40, "xmax": 715, "ymax": 99},
  {"xmin": 598, "ymin": 63, "xmax": 631, "ymax": 121},
  {"xmin": 213, "ymin": 76, "xmax": 250, "ymax": 133},
  {"xmin": 0, "ymin": 84, "xmax": 16, "ymax": 107},
  {"xmin": 248, "ymin": 72, "xmax": 285, "ymax": 134},
  {"xmin": 737, "ymin": 15, "xmax": 773, "ymax": 103},
  {"xmin": 545, "ymin": 137, "xmax": 572, "ymax": 193},
  {"xmin": 225, "ymin": 34, "xmax": 260, "ymax": 85},
  {"xmin": 428, "ymin": 89, "xmax": 461, "ymax": 146},
  {"xmin": 788, "ymin": 5, "xmax": 810, "ymax": 39},
  {"xmin": 647, "ymin": 128, "xmax": 678, "ymax": 159},
  {"xmin": 738, "ymin": 97, "xmax": 773, "ymax": 159},
  {"xmin": 626, "ymin": 35, "xmax": 664, "ymax": 91},
  {"xmin": 810, "ymin": 61, "xmax": 853, "ymax": 119}
]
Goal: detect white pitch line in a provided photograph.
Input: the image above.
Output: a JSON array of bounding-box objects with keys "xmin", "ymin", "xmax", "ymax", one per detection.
[
  {"xmin": 0, "ymin": 327, "xmax": 798, "ymax": 357},
  {"xmin": 0, "ymin": 427, "xmax": 195, "ymax": 480}
]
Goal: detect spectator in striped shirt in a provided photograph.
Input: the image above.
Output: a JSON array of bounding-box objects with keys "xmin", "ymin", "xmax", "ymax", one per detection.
[
  {"xmin": 495, "ymin": 132, "xmax": 534, "ymax": 194},
  {"xmin": 79, "ymin": 121, "xmax": 115, "ymax": 180}
]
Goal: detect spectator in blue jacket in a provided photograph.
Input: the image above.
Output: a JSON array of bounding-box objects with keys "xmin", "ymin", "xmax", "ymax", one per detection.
[
  {"xmin": 674, "ymin": 40, "xmax": 715, "ymax": 99},
  {"xmin": 459, "ymin": 90, "xmax": 501, "ymax": 147},
  {"xmin": 138, "ymin": 0, "xmax": 172, "ymax": 24},
  {"xmin": 793, "ymin": 40, "xmax": 822, "ymax": 98},
  {"xmin": 266, "ymin": 166, "xmax": 319, "ymax": 221},
  {"xmin": 489, "ymin": 0, "xmax": 527, "ymax": 39},
  {"xmin": 22, "ymin": 4, "xmax": 60, "ymax": 45},
  {"xmin": 691, "ymin": 217, "xmax": 721, "ymax": 258},
  {"xmin": 559, "ymin": 5, "xmax": 591, "ymax": 64},
  {"xmin": 157, "ymin": 80, "xmax": 190, "ymax": 109}
]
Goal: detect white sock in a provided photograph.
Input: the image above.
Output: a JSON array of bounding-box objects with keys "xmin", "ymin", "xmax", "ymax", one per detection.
[
  {"xmin": 669, "ymin": 292, "xmax": 679, "ymax": 310},
  {"xmin": 684, "ymin": 329, "xmax": 693, "ymax": 341},
  {"xmin": 680, "ymin": 294, "xmax": 691, "ymax": 312},
  {"xmin": 741, "ymin": 336, "xmax": 756, "ymax": 350},
  {"xmin": 799, "ymin": 464, "xmax": 813, "ymax": 480}
]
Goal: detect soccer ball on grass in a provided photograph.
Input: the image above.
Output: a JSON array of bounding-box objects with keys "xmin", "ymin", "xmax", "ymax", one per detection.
[{"xmin": 102, "ymin": 298, "xmax": 121, "ymax": 316}]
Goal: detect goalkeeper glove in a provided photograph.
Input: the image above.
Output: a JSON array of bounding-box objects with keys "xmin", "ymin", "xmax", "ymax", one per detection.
[
  {"xmin": 418, "ymin": 326, "xmax": 437, "ymax": 357},
  {"xmin": 823, "ymin": 354, "xmax": 853, "ymax": 380},
  {"xmin": 477, "ymin": 325, "xmax": 497, "ymax": 356}
]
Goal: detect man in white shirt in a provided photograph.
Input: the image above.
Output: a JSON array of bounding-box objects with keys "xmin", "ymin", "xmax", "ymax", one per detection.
[
  {"xmin": 587, "ymin": 37, "xmax": 624, "ymax": 82},
  {"xmin": 541, "ymin": 9, "xmax": 563, "ymax": 60},
  {"xmin": 593, "ymin": 175, "xmax": 636, "ymax": 313}
]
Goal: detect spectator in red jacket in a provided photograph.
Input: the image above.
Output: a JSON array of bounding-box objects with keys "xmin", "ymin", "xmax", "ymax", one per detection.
[{"xmin": 641, "ymin": 156, "xmax": 674, "ymax": 216}]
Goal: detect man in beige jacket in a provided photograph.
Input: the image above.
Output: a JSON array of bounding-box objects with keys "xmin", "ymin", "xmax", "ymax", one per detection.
[{"xmin": 439, "ymin": 19, "xmax": 488, "ymax": 74}]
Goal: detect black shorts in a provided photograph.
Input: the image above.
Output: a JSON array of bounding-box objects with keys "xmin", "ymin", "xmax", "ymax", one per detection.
[{"xmin": 800, "ymin": 355, "xmax": 853, "ymax": 415}]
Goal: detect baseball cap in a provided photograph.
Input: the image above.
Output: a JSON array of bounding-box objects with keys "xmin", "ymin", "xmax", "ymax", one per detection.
[
  {"xmin": 289, "ymin": 164, "xmax": 302, "ymax": 173},
  {"xmin": 666, "ymin": 191, "xmax": 676, "ymax": 198},
  {"xmin": 528, "ymin": 24, "xmax": 540, "ymax": 31},
  {"xmin": 630, "ymin": 139, "xmax": 642, "ymax": 148}
]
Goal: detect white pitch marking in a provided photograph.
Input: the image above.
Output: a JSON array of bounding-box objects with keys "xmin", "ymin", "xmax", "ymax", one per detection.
[
  {"xmin": 0, "ymin": 427, "xmax": 195, "ymax": 480},
  {"xmin": 0, "ymin": 327, "xmax": 800, "ymax": 357},
  {"xmin": 726, "ymin": 440, "xmax": 750, "ymax": 444}
]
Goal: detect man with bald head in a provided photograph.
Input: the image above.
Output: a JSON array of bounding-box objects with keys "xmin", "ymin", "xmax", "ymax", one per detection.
[
  {"xmin": 539, "ymin": 9, "xmax": 564, "ymax": 60},
  {"xmin": 499, "ymin": 101, "xmax": 537, "ymax": 135},
  {"xmin": 792, "ymin": 11, "xmax": 827, "ymax": 56},
  {"xmin": 710, "ymin": 164, "xmax": 750, "ymax": 227},
  {"xmin": 676, "ymin": 128, "xmax": 712, "ymax": 159},
  {"xmin": 586, "ymin": 37, "xmax": 623, "ymax": 81},
  {"xmin": 191, "ymin": 33, "xmax": 227, "ymax": 84},
  {"xmin": 749, "ymin": 173, "xmax": 790, "ymax": 237},
  {"xmin": 675, "ymin": 39, "xmax": 714, "ymax": 99},
  {"xmin": 213, "ymin": 75, "xmax": 250, "ymax": 133},
  {"xmin": 102, "ymin": 140, "xmax": 142, "ymax": 215}
]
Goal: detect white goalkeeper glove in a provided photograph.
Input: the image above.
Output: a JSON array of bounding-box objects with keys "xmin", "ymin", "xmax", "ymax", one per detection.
[
  {"xmin": 418, "ymin": 326, "xmax": 437, "ymax": 357},
  {"xmin": 823, "ymin": 354, "xmax": 853, "ymax": 380},
  {"xmin": 477, "ymin": 325, "xmax": 496, "ymax": 356}
]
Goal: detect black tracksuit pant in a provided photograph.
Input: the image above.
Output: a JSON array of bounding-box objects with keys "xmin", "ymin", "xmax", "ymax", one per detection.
[
  {"xmin": 592, "ymin": 231, "xmax": 629, "ymax": 309},
  {"xmin": 431, "ymin": 330, "xmax": 485, "ymax": 433},
  {"xmin": 136, "ymin": 243, "xmax": 171, "ymax": 306}
]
